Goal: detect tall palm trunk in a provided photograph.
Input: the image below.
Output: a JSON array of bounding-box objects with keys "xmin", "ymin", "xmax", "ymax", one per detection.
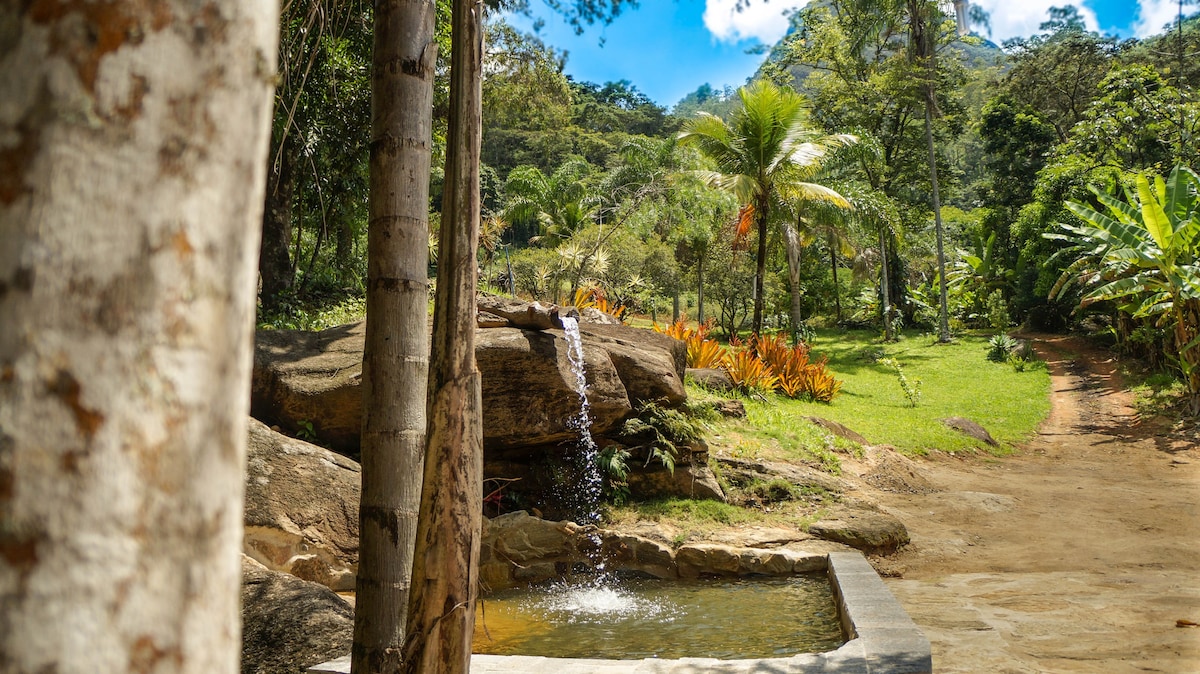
[
  {"xmin": 925, "ymin": 103, "xmax": 951, "ymax": 342},
  {"xmin": 829, "ymin": 237, "xmax": 843, "ymax": 323},
  {"xmin": 697, "ymin": 254, "xmax": 706, "ymax": 324},
  {"xmin": 353, "ymin": 0, "xmax": 436, "ymax": 670},
  {"xmin": 0, "ymin": 3, "xmax": 277, "ymax": 673},
  {"xmin": 752, "ymin": 194, "xmax": 770, "ymax": 335},
  {"xmin": 402, "ymin": 0, "xmax": 484, "ymax": 669},
  {"xmin": 909, "ymin": 0, "xmax": 951, "ymax": 342},
  {"xmin": 880, "ymin": 228, "xmax": 894, "ymax": 341},
  {"xmin": 784, "ymin": 222, "xmax": 804, "ymax": 343}
]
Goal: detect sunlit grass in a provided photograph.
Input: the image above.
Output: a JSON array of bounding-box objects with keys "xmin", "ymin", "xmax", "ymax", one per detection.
[{"xmin": 701, "ymin": 329, "xmax": 1051, "ymax": 459}]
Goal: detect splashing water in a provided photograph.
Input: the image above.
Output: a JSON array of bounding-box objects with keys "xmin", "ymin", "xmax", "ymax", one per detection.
[
  {"xmin": 537, "ymin": 584, "xmax": 672, "ymax": 624},
  {"xmin": 560, "ymin": 315, "xmax": 604, "ymax": 526}
]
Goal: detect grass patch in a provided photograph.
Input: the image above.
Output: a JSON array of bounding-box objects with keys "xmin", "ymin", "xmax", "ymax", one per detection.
[
  {"xmin": 1129, "ymin": 371, "xmax": 1190, "ymax": 420},
  {"xmin": 610, "ymin": 495, "xmax": 828, "ymax": 541},
  {"xmin": 630, "ymin": 497, "xmax": 758, "ymax": 527},
  {"xmin": 258, "ymin": 294, "xmax": 366, "ymax": 331},
  {"xmin": 703, "ymin": 328, "xmax": 1051, "ymax": 458}
]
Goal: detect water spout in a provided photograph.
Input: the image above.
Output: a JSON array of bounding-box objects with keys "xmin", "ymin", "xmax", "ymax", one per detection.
[{"xmin": 560, "ymin": 315, "xmax": 603, "ymax": 526}]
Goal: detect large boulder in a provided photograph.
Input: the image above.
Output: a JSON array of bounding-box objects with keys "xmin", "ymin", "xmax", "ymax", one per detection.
[
  {"xmin": 578, "ymin": 322, "xmax": 687, "ymax": 406},
  {"xmin": 252, "ymin": 322, "xmax": 366, "ymax": 454},
  {"xmin": 476, "ymin": 327, "xmax": 629, "ymax": 449},
  {"xmin": 251, "ymin": 312, "xmax": 688, "ymax": 454},
  {"xmin": 241, "ymin": 556, "xmax": 353, "ymax": 674},
  {"xmin": 244, "ymin": 419, "xmax": 360, "ymax": 591}
]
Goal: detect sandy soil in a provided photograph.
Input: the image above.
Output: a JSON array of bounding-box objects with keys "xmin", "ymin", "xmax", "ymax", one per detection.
[{"xmin": 866, "ymin": 334, "xmax": 1200, "ymax": 673}]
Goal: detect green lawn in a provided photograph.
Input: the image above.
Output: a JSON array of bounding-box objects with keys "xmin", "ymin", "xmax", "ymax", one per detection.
[{"xmin": 698, "ymin": 329, "xmax": 1051, "ymax": 459}]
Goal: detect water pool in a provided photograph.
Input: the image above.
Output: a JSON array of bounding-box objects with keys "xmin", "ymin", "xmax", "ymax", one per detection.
[{"xmin": 472, "ymin": 574, "xmax": 845, "ymax": 660}]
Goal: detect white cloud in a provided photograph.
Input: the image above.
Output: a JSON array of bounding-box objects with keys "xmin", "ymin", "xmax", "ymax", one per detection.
[
  {"xmin": 702, "ymin": 0, "xmax": 812, "ymax": 44},
  {"xmin": 700, "ymin": 0, "xmax": 1184, "ymax": 46},
  {"xmin": 1133, "ymin": 0, "xmax": 1184, "ymax": 37},
  {"xmin": 699, "ymin": 0, "xmax": 1160, "ymax": 45},
  {"xmin": 971, "ymin": 0, "xmax": 1101, "ymax": 43}
]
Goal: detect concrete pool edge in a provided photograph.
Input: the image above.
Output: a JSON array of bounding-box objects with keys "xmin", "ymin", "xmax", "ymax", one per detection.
[{"xmin": 309, "ymin": 551, "xmax": 931, "ymax": 673}]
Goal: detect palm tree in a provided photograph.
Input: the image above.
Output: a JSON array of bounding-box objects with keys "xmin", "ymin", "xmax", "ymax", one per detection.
[
  {"xmin": 1048, "ymin": 167, "xmax": 1200, "ymax": 414},
  {"xmin": 678, "ymin": 80, "xmax": 855, "ymax": 335},
  {"xmin": 790, "ymin": 198, "xmax": 859, "ymax": 324},
  {"xmin": 908, "ymin": 0, "xmax": 953, "ymax": 342},
  {"xmin": 354, "ymin": 0, "xmax": 435, "ymax": 669},
  {"xmin": 502, "ymin": 157, "xmax": 598, "ymax": 243}
]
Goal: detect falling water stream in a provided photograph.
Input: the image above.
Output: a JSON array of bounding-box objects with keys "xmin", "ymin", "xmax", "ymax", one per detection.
[
  {"xmin": 553, "ymin": 315, "xmax": 650, "ymax": 618},
  {"xmin": 471, "ymin": 317, "xmax": 844, "ymax": 660},
  {"xmin": 559, "ymin": 315, "xmax": 604, "ymax": 526}
]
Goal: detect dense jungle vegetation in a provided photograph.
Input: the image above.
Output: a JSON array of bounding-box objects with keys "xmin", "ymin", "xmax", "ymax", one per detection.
[{"xmin": 257, "ymin": 0, "xmax": 1200, "ymax": 413}]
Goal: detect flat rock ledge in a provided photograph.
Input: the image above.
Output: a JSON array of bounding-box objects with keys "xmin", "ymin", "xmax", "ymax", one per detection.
[{"xmin": 479, "ymin": 510, "xmax": 827, "ymax": 591}]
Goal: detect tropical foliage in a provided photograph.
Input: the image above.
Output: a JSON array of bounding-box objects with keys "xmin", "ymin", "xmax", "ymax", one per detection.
[
  {"xmin": 258, "ymin": 4, "xmax": 1200, "ymax": 414},
  {"xmin": 678, "ymin": 80, "xmax": 855, "ymax": 336},
  {"xmin": 1047, "ymin": 167, "xmax": 1200, "ymax": 412}
]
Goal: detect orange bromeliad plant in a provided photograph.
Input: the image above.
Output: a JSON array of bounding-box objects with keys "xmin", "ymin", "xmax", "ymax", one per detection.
[
  {"xmin": 573, "ymin": 286, "xmax": 627, "ymax": 321},
  {"xmin": 655, "ymin": 317, "xmax": 724, "ymax": 368},
  {"xmin": 722, "ymin": 349, "xmax": 778, "ymax": 393}
]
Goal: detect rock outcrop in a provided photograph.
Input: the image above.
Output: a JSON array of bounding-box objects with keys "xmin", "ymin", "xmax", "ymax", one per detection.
[
  {"xmin": 686, "ymin": 367, "xmax": 735, "ymax": 392},
  {"xmin": 475, "ymin": 327, "xmax": 629, "ymax": 449},
  {"xmin": 244, "ymin": 420, "xmax": 360, "ymax": 591},
  {"xmin": 241, "ymin": 556, "xmax": 353, "ymax": 674},
  {"xmin": 716, "ymin": 456, "xmax": 850, "ymax": 495},
  {"xmin": 251, "ymin": 307, "xmax": 686, "ymax": 455},
  {"xmin": 804, "ymin": 416, "xmax": 868, "ymax": 446},
  {"xmin": 808, "ymin": 507, "xmax": 911, "ymax": 553},
  {"xmin": 252, "ymin": 322, "xmax": 366, "ymax": 454},
  {"xmin": 941, "ymin": 416, "xmax": 999, "ymax": 447},
  {"xmin": 478, "ymin": 511, "xmax": 830, "ymax": 590}
]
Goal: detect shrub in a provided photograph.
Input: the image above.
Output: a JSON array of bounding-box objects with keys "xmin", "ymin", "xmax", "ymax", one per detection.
[
  {"xmin": 687, "ymin": 336, "xmax": 727, "ymax": 368},
  {"xmin": 723, "ymin": 349, "xmax": 779, "ymax": 394},
  {"xmin": 744, "ymin": 332, "xmax": 843, "ymax": 402},
  {"xmin": 573, "ymin": 286, "xmax": 627, "ymax": 321},
  {"xmin": 987, "ymin": 334, "xmax": 1018, "ymax": 362},
  {"xmin": 654, "ymin": 317, "xmax": 727, "ymax": 368}
]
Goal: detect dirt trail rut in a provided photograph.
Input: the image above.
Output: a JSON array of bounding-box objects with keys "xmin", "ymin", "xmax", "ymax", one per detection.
[{"xmin": 876, "ymin": 335, "xmax": 1200, "ymax": 673}]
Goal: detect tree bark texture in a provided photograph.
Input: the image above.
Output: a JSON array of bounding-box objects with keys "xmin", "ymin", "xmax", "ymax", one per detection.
[
  {"xmin": 352, "ymin": 0, "xmax": 436, "ymax": 670},
  {"xmin": 880, "ymin": 229, "xmax": 894, "ymax": 341},
  {"xmin": 829, "ymin": 235, "xmax": 842, "ymax": 323},
  {"xmin": 402, "ymin": 0, "xmax": 484, "ymax": 669},
  {"xmin": 0, "ymin": 3, "xmax": 278, "ymax": 673}
]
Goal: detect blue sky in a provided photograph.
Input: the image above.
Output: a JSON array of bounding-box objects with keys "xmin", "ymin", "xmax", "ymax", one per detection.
[{"xmin": 507, "ymin": 0, "xmax": 1174, "ymax": 108}]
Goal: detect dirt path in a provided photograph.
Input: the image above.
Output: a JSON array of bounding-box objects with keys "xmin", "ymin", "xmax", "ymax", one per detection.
[{"xmin": 868, "ymin": 335, "xmax": 1200, "ymax": 673}]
